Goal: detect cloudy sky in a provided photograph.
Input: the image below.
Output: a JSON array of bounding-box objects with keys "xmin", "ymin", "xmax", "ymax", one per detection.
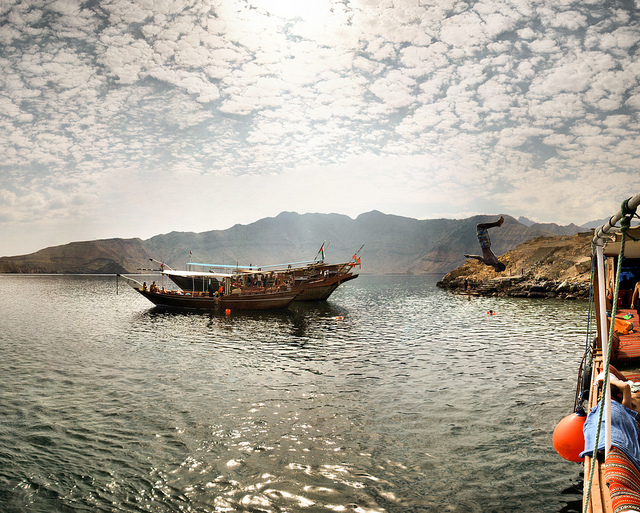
[{"xmin": 2, "ymin": 0, "xmax": 640, "ymax": 256}]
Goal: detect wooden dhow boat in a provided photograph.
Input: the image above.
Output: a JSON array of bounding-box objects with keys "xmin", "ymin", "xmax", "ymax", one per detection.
[
  {"xmin": 119, "ymin": 269, "xmax": 300, "ymax": 311},
  {"xmin": 163, "ymin": 246, "xmax": 362, "ymax": 302},
  {"xmin": 553, "ymin": 192, "xmax": 640, "ymax": 513}
]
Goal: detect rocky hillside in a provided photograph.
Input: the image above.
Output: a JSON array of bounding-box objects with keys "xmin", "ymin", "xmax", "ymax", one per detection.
[
  {"xmin": 0, "ymin": 239, "xmax": 153, "ymax": 274},
  {"xmin": 436, "ymin": 231, "xmax": 594, "ymax": 299}
]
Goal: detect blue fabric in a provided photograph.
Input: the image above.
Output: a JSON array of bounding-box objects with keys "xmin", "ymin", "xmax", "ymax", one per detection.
[
  {"xmin": 581, "ymin": 400, "xmax": 640, "ymax": 472},
  {"xmin": 476, "ymin": 227, "xmax": 491, "ymax": 249}
]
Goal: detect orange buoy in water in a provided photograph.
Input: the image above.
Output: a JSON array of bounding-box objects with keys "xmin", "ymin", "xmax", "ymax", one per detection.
[{"xmin": 553, "ymin": 411, "xmax": 587, "ymax": 462}]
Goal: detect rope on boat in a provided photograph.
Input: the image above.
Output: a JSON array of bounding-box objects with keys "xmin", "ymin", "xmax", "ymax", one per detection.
[
  {"xmin": 582, "ymin": 199, "xmax": 637, "ymax": 513},
  {"xmin": 592, "ymin": 193, "xmax": 640, "ymax": 243},
  {"xmin": 574, "ymin": 253, "xmax": 597, "ymax": 412},
  {"xmin": 620, "ymin": 198, "xmax": 640, "ymax": 241}
]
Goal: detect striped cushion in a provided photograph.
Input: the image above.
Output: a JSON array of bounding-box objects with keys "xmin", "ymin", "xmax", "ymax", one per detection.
[{"xmin": 605, "ymin": 446, "xmax": 640, "ymax": 513}]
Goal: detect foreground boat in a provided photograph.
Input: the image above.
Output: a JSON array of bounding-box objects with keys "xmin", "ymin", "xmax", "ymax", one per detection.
[
  {"xmin": 135, "ymin": 286, "xmax": 298, "ymax": 311},
  {"xmin": 553, "ymin": 193, "xmax": 640, "ymax": 513},
  {"xmin": 119, "ymin": 271, "xmax": 300, "ymax": 311}
]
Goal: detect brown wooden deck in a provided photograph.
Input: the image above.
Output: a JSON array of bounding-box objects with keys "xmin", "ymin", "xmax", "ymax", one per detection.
[{"xmin": 610, "ymin": 309, "xmax": 640, "ymax": 367}]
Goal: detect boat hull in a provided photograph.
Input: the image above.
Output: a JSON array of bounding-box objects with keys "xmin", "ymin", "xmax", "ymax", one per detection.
[
  {"xmin": 293, "ymin": 273, "xmax": 358, "ymax": 301},
  {"xmin": 135, "ymin": 288, "xmax": 298, "ymax": 311}
]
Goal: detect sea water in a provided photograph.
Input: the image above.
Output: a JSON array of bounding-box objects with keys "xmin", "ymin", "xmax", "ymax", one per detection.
[{"xmin": 0, "ymin": 274, "xmax": 586, "ymax": 512}]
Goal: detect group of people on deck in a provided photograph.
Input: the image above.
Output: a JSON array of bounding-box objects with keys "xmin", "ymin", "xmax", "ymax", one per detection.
[{"xmin": 142, "ymin": 281, "xmax": 160, "ymax": 293}]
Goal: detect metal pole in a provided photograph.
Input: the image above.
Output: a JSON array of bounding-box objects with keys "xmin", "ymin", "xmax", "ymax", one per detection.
[
  {"xmin": 593, "ymin": 192, "xmax": 640, "ymax": 242},
  {"xmin": 595, "ymin": 241, "xmax": 612, "ymax": 457}
]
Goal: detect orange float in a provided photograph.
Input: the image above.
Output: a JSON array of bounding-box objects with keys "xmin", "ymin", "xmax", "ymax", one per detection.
[{"xmin": 552, "ymin": 411, "xmax": 587, "ymax": 462}]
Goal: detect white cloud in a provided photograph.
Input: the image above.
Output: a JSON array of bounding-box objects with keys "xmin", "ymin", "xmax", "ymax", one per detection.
[{"xmin": 1, "ymin": 0, "xmax": 640, "ymax": 255}]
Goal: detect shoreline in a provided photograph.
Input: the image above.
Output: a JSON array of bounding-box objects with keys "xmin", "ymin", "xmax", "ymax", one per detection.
[{"xmin": 436, "ymin": 273, "xmax": 590, "ymax": 299}]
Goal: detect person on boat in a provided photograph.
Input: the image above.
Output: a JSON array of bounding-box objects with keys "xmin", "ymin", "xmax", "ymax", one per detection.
[
  {"xmin": 464, "ymin": 216, "xmax": 506, "ymax": 272},
  {"xmin": 150, "ymin": 281, "xmax": 158, "ymax": 293},
  {"xmin": 580, "ymin": 374, "xmax": 640, "ymax": 467},
  {"xmin": 632, "ymin": 281, "xmax": 640, "ymax": 312},
  {"xmin": 610, "ymin": 375, "xmax": 640, "ymax": 413}
]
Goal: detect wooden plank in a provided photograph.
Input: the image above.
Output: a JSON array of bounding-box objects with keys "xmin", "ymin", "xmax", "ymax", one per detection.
[
  {"xmin": 600, "ymin": 458, "xmax": 613, "ymax": 512},
  {"xmin": 590, "ymin": 456, "xmax": 604, "ymax": 513},
  {"xmin": 582, "ymin": 455, "xmax": 613, "ymax": 513},
  {"xmin": 583, "ymin": 457, "xmax": 593, "ymax": 513},
  {"xmin": 584, "ymin": 352, "xmax": 611, "ymax": 513}
]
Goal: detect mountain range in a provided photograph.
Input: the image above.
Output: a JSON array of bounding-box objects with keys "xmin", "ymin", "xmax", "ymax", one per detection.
[{"xmin": 0, "ymin": 211, "xmax": 602, "ymax": 276}]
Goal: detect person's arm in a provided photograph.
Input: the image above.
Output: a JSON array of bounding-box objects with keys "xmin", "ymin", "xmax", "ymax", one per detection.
[{"xmin": 611, "ymin": 377, "xmax": 633, "ymax": 409}]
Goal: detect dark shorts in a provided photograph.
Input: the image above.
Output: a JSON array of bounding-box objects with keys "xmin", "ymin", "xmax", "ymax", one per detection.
[{"xmin": 477, "ymin": 227, "xmax": 491, "ymax": 249}]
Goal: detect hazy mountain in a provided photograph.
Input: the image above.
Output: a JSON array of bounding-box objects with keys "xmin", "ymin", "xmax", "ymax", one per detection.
[
  {"xmin": 517, "ymin": 216, "xmax": 535, "ymax": 227},
  {"xmin": 0, "ymin": 211, "xmax": 587, "ymax": 276},
  {"xmin": 527, "ymin": 221, "xmax": 584, "ymax": 236},
  {"xmin": 516, "ymin": 216, "xmax": 582, "ymax": 235},
  {"xmin": 580, "ymin": 217, "xmax": 640, "ymax": 231},
  {"xmin": 581, "ymin": 217, "xmax": 611, "ymax": 230}
]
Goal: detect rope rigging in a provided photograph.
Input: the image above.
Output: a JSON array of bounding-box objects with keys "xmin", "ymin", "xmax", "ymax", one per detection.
[{"xmin": 574, "ymin": 252, "xmax": 596, "ymax": 413}]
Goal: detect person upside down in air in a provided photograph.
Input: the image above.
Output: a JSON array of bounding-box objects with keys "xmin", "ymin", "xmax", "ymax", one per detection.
[{"xmin": 464, "ymin": 216, "xmax": 506, "ymax": 272}]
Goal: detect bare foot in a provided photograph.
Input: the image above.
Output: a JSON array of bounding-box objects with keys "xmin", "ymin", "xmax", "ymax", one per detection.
[{"xmin": 497, "ymin": 216, "xmax": 504, "ymax": 227}]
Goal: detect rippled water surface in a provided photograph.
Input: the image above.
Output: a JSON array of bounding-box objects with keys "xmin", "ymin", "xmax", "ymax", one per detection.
[{"xmin": 0, "ymin": 274, "xmax": 588, "ymax": 512}]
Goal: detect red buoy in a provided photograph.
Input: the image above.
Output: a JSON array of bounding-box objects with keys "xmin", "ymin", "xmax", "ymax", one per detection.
[{"xmin": 553, "ymin": 412, "xmax": 587, "ymax": 462}]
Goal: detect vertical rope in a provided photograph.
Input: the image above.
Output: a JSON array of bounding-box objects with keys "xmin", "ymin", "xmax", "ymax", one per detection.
[{"xmin": 575, "ymin": 251, "xmax": 597, "ymax": 412}]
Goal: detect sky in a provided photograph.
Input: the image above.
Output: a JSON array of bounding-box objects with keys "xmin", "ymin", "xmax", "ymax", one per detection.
[{"xmin": 2, "ymin": 0, "xmax": 640, "ymax": 256}]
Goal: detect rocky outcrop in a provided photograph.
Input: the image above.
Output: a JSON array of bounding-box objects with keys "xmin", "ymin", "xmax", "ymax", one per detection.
[{"xmin": 436, "ymin": 231, "xmax": 594, "ymax": 299}]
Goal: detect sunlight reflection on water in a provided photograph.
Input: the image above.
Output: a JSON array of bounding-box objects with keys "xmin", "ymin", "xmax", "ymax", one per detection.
[{"xmin": 0, "ymin": 274, "xmax": 586, "ymax": 512}]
